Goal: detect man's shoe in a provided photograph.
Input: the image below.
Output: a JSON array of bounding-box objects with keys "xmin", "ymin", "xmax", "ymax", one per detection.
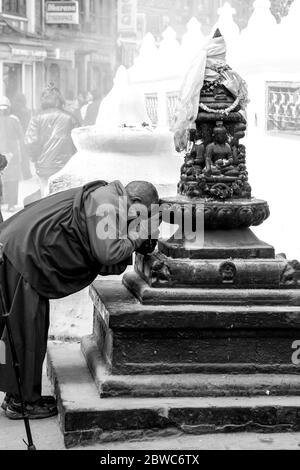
[
  {"xmin": 1, "ymin": 394, "xmax": 56, "ymax": 412},
  {"xmin": 5, "ymin": 398, "xmax": 58, "ymax": 420},
  {"xmin": 1, "ymin": 394, "xmax": 12, "ymax": 411}
]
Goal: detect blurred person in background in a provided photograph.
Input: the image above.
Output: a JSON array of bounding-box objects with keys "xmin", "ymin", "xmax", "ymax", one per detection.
[
  {"xmin": 0, "ymin": 96, "xmax": 26, "ymax": 212},
  {"xmin": 73, "ymin": 91, "xmax": 87, "ymax": 125},
  {"xmin": 83, "ymin": 89, "xmax": 101, "ymax": 126},
  {"xmin": 25, "ymin": 83, "xmax": 78, "ymax": 199},
  {"xmin": 80, "ymin": 90, "xmax": 91, "ymax": 123},
  {"xmin": 11, "ymin": 93, "xmax": 31, "ymax": 133},
  {"xmin": 66, "ymin": 91, "xmax": 87, "ymax": 126},
  {"xmin": 0, "ymin": 154, "xmax": 8, "ymax": 222},
  {"xmin": 11, "ymin": 93, "xmax": 32, "ymax": 180},
  {"xmin": 64, "ymin": 90, "xmax": 82, "ymax": 128}
]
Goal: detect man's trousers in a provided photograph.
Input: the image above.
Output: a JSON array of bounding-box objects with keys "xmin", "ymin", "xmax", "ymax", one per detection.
[{"xmin": 0, "ymin": 255, "xmax": 49, "ymax": 402}]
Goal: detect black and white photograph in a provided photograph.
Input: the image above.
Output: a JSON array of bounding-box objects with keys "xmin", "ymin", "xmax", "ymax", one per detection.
[{"xmin": 0, "ymin": 0, "xmax": 300, "ymax": 457}]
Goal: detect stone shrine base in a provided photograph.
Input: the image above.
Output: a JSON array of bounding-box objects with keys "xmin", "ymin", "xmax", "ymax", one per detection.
[
  {"xmin": 47, "ymin": 342, "xmax": 300, "ymax": 449},
  {"xmin": 47, "ymin": 279, "xmax": 300, "ymax": 448},
  {"xmin": 47, "ymin": 206, "xmax": 300, "ymax": 448}
]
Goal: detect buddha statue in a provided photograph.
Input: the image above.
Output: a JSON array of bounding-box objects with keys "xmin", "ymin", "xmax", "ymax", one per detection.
[{"xmin": 205, "ymin": 124, "xmax": 239, "ymax": 177}]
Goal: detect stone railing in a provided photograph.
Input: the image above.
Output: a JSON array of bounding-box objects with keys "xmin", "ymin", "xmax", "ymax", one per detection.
[
  {"xmin": 266, "ymin": 81, "xmax": 300, "ymax": 135},
  {"xmin": 144, "ymin": 90, "xmax": 179, "ymax": 129}
]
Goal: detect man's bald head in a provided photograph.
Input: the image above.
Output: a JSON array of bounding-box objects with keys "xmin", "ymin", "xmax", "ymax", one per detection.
[{"xmin": 126, "ymin": 181, "xmax": 159, "ymax": 209}]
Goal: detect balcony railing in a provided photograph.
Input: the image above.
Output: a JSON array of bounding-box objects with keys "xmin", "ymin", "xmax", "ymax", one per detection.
[
  {"xmin": 266, "ymin": 82, "xmax": 300, "ymax": 135},
  {"xmin": 1, "ymin": 11, "xmax": 28, "ymax": 32}
]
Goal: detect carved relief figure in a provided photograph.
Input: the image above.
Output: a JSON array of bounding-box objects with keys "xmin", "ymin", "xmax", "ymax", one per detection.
[{"xmin": 205, "ymin": 124, "xmax": 238, "ymax": 177}]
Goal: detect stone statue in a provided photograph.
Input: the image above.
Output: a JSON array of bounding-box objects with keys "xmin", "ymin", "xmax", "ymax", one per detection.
[
  {"xmin": 175, "ymin": 29, "xmax": 252, "ymax": 203},
  {"xmin": 204, "ymin": 124, "xmax": 238, "ymax": 177}
]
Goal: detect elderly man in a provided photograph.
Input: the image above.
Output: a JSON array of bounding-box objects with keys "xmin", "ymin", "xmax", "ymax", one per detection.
[{"xmin": 0, "ymin": 179, "xmax": 159, "ymax": 419}]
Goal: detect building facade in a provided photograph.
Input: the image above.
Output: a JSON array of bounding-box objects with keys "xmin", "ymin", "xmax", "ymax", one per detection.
[
  {"xmin": 117, "ymin": 0, "xmax": 296, "ymax": 69},
  {"xmin": 44, "ymin": 0, "xmax": 118, "ymax": 103},
  {"xmin": 0, "ymin": 0, "xmax": 47, "ymax": 109},
  {"xmin": 1, "ymin": 1, "xmax": 290, "ymax": 109},
  {"xmin": 117, "ymin": 0, "xmax": 224, "ymax": 68},
  {"xmin": 0, "ymin": 0, "xmax": 118, "ymax": 110}
]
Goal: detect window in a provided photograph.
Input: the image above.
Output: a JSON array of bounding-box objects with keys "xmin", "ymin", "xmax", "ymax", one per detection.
[
  {"xmin": 266, "ymin": 81, "xmax": 300, "ymax": 135},
  {"xmin": 146, "ymin": 15, "xmax": 162, "ymax": 36},
  {"xmin": 145, "ymin": 93, "xmax": 158, "ymax": 126},
  {"xmin": 98, "ymin": 0, "xmax": 113, "ymax": 36},
  {"xmin": 3, "ymin": 0, "xmax": 27, "ymax": 17},
  {"xmin": 83, "ymin": 0, "xmax": 97, "ymax": 33},
  {"xmin": 78, "ymin": 0, "xmax": 85, "ymax": 27},
  {"xmin": 90, "ymin": 0, "xmax": 96, "ymax": 24}
]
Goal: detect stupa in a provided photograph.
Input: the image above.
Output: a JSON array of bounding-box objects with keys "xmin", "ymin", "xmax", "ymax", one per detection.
[
  {"xmin": 48, "ymin": 31, "xmax": 300, "ymax": 448},
  {"xmin": 49, "ymin": 66, "xmax": 181, "ymax": 198}
]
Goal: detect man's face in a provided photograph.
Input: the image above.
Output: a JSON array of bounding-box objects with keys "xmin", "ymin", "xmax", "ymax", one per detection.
[
  {"xmin": 130, "ymin": 199, "xmax": 156, "ymax": 218},
  {"xmin": 214, "ymin": 128, "xmax": 226, "ymax": 144}
]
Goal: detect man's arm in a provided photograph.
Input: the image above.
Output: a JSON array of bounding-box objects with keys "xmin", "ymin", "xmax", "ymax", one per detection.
[{"xmin": 97, "ymin": 262, "xmax": 129, "ymax": 276}]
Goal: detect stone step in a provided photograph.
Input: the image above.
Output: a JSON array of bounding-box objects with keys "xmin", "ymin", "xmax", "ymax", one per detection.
[
  {"xmin": 47, "ymin": 343, "xmax": 300, "ymax": 448},
  {"xmin": 135, "ymin": 252, "xmax": 286, "ymax": 289},
  {"xmin": 82, "ymin": 334, "xmax": 300, "ymax": 398},
  {"xmin": 124, "ymin": 272, "xmax": 300, "ymax": 306},
  {"xmin": 158, "ymin": 228, "xmax": 274, "ymax": 260},
  {"xmin": 90, "ymin": 281, "xmax": 300, "ymax": 375}
]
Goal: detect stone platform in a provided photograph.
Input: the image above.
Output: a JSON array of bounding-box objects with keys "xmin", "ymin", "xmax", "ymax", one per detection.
[
  {"xmin": 47, "ymin": 228, "xmax": 300, "ymax": 447},
  {"xmin": 158, "ymin": 228, "xmax": 274, "ymax": 260},
  {"xmin": 87, "ymin": 281, "xmax": 300, "ymax": 376},
  {"xmin": 47, "ymin": 342, "xmax": 300, "ymax": 448},
  {"xmin": 47, "ymin": 276, "xmax": 300, "ymax": 447}
]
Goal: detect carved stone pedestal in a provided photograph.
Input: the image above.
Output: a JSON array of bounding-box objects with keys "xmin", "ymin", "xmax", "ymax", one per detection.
[
  {"xmin": 48, "ymin": 219, "xmax": 298, "ymax": 447},
  {"xmin": 81, "ymin": 226, "xmax": 300, "ymax": 388},
  {"xmin": 47, "ymin": 135, "xmax": 300, "ymax": 449},
  {"xmin": 47, "ymin": 251, "xmax": 300, "ymax": 447}
]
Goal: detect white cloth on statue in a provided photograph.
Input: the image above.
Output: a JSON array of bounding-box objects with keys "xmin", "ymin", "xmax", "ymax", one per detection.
[
  {"xmin": 172, "ymin": 34, "xmax": 248, "ymax": 152},
  {"xmin": 172, "ymin": 35, "xmax": 227, "ymax": 151}
]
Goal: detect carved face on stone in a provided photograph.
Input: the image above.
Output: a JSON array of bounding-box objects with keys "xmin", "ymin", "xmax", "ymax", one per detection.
[
  {"xmin": 252, "ymin": 206, "xmax": 267, "ymax": 226},
  {"xmin": 217, "ymin": 206, "xmax": 234, "ymax": 225},
  {"xmin": 238, "ymin": 206, "xmax": 253, "ymax": 226},
  {"xmin": 219, "ymin": 262, "xmax": 237, "ymax": 285},
  {"xmin": 213, "ymin": 125, "xmax": 227, "ymax": 144}
]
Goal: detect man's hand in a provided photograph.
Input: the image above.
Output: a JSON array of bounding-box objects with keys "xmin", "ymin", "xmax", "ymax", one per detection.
[
  {"xmin": 135, "ymin": 238, "xmax": 158, "ymax": 256},
  {"xmin": 128, "ymin": 214, "xmax": 161, "ymax": 247}
]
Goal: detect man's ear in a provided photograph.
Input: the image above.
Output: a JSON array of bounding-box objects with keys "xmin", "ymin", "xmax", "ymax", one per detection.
[{"xmin": 131, "ymin": 196, "xmax": 143, "ymax": 204}]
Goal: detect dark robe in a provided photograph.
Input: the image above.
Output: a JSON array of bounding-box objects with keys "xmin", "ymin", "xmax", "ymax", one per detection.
[
  {"xmin": 0, "ymin": 180, "xmax": 137, "ymax": 401},
  {"xmin": 0, "ymin": 256, "xmax": 49, "ymax": 402},
  {"xmin": 0, "ymin": 181, "xmax": 109, "ymax": 299}
]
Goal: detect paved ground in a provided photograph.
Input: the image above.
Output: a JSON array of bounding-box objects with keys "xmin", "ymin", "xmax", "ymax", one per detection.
[{"xmin": 2, "ymin": 379, "xmax": 300, "ymax": 450}]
